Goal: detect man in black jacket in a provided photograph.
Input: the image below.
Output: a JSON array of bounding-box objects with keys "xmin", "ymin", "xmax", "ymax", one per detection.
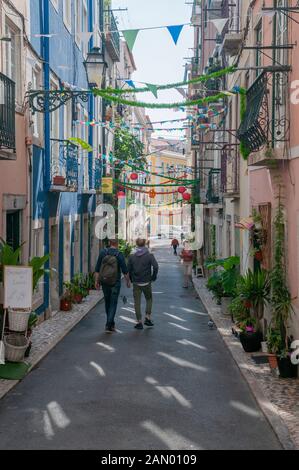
[{"xmin": 128, "ymin": 238, "xmax": 159, "ymax": 330}]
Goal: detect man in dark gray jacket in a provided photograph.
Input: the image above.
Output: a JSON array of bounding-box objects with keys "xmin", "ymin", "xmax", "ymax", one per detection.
[{"xmin": 128, "ymin": 238, "xmax": 159, "ymax": 330}]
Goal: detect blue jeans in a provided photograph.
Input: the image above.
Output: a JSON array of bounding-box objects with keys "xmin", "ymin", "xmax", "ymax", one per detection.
[{"xmin": 102, "ymin": 281, "xmax": 121, "ymax": 328}]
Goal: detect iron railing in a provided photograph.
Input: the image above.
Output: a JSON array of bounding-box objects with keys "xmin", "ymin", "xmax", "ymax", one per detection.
[
  {"xmin": 50, "ymin": 140, "xmax": 79, "ymax": 191},
  {"xmin": 105, "ymin": 9, "xmax": 120, "ymax": 61},
  {"xmin": 0, "ymin": 72, "xmax": 15, "ymax": 151},
  {"xmin": 206, "ymin": 169, "xmax": 222, "ymax": 204},
  {"xmin": 94, "ymin": 158, "xmax": 102, "ymax": 191}
]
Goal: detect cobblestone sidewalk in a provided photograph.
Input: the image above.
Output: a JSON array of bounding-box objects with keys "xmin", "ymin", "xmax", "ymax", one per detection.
[
  {"xmin": 0, "ymin": 291, "xmax": 103, "ymax": 400},
  {"xmin": 192, "ymin": 276, "xmax": 299, "ymax": 451}
]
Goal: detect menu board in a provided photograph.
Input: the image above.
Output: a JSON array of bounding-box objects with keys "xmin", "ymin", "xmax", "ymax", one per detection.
[{"xmin": 3, "ymin": 266, "xmax": 33, "ymax": 310}]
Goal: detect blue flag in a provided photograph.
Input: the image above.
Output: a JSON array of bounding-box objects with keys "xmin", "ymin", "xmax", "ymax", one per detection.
[
  {"xmin": 167, "ymin": 25, "xmax": 184, "ymax": 45},
  {"xmin": 125, "ymin": 80, "xmax": 135, "ymax": 88}
]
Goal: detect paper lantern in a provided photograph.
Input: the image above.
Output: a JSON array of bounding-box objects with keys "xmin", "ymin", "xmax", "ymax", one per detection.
[
  {"xmin": 117, "ymin": 191, "xmax": 125, "ymax": 198},
  {"xmin": 130, "ymin": 172, "xmax": 138, "ymax": 181},
  {"xmin": 178, "ymin": 186, "xmax": 187, "ymax": 194},
  {"xmin": 149, "ymin": 189, "xmax": 156, "ymax": 199},
  {"xmin": 183, "ymin": 192, "xmax": 191, "ymax": 201}
]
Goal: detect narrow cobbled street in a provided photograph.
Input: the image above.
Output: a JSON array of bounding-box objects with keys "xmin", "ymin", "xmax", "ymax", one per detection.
[{"xmin": 0, "ymin": 244, "xmax": 281, "ymax": 450}]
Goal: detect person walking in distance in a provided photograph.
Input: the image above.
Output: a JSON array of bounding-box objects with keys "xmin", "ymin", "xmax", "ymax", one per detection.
[
  {"xmin": 180, "ymin": 240, "xmax": 194, "ymax": 288},
  {"xmin": 95, "ymin": 239, "xmax": 131, "ymax": 333},
  {"xmin": 171, "ymin": 238, "xmax": 179, "ymax": 256},
  {"xmin": 128, "ymin": 238, "xmax": 159, "ymax": 330}
]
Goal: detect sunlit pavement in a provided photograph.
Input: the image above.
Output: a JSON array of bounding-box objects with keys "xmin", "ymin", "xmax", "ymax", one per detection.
[{"xmin": 0, "ymin": 246, "xmax": 281, "ymax": 450}]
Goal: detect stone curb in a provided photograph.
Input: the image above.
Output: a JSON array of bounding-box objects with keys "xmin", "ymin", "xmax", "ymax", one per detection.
[
  {"xmin": 0, "ymin": 293, "xmax": 104, "ymax": 401},
  {"xmin": 192, "ymin": 275, "xmax": 297, "ymax": 451}
]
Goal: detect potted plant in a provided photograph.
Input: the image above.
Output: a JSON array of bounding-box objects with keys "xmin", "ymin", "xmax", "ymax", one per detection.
[
  {"xmin": 270, "ymin": 201, "xmax": 296, "ymax": 378},
  {"xmin": 206, "ymin": 271, "xmax": 224, "ymax": 305},
  {"xmin": 61, "ymin": 282, "xmax": 73, "ymax": 311},
  {"xmin": 228, "ymin": 295, "xmax": 249, "ymax": 324},
  {"xmin": 266, "ymin": 326, "xmax": 281, "ymax": 369},
  {"xmin": 238, "ymin": 317, "xmax": 263, "ymax": 352},
  {"xmin": 237, "ymin": 269, "xmax": 270, "ymax": 352},
  {"xmin": 206, "ymin": 256, "xmax": 240, "ymax": 314}
]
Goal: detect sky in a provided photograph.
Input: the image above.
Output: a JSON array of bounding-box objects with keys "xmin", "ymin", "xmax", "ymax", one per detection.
[{"xmin": 113, "ymin": 0, "xmax": 194, "ymax": 139}]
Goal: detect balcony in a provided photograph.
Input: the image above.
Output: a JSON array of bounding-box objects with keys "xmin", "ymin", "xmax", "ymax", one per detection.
[
  {"xmin": 50, "ymin": 140, "xmax": 79, "ymax": 192},
  {"xmin": 221, "ymin": 150, "xmax": 240, "ymax": 198},
  {"xmin": 222, "ymin": 32, "xmax": 243, "ymax": 56},
  {"xmin": 0, "ymin": 72, "xmax": 16, "ymax": 160},
  {"xmin": 237, "ymin": 71, "xmax": 290, "ymax": 166},
  {"xmin": 105, "ymin": 10, "xmax": 120, "ymax": 62}
]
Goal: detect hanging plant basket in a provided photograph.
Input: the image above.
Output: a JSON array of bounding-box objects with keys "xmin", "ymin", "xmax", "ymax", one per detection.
[
  {"xmin": 4, "ymin": 334, "xmax": 29, "ymax": 363},
  {"xmin": 8, "ymin": 308, "xmax": 31, "ymax": 333}
]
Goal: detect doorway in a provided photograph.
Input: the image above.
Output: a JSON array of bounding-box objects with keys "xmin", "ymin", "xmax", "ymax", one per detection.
[{"xmin": 6, "ymin": 210, "xmax": 21, "ymax": 250}]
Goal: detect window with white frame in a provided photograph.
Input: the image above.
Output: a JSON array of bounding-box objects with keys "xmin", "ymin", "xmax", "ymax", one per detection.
[
  {"xmin": 5, "ymin": 18, "xmax": 22, "ymax": 102},
  {"xmin": 32, "ymin": 67, "xmax": 42, "ymax": 138},
  {"xmin": 63, "ymin": 0, "xmax": 72, "ymax": 31}
]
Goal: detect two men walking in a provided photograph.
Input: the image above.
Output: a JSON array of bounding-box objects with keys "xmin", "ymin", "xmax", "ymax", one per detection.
[{"xmin": 95, "ymin": 238, "xmax": 159, "ymax": 332}]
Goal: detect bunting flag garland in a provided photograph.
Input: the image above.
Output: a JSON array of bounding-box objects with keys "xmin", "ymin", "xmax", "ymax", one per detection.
[
  {"xmin": 167, "ymin": 24, "xmax": 184, "ymax": 45},
  {"xmin": 105, "ymin": 66, "xmax": 236, "ymax": 95},
  {"xmin": 93, "ymin": 89, "xmax": 234, "ymax": 110},
  {"xmin": 145, "ymin": 83, "xmax": 159, "ymax": 99},
  {"xmin": 125, "ymin": 80, "xmax": 136, "ymax": 88},
  {"xmin": 209, "ymin": 18, "xmax": 229, "ymax": 34},
  {"xmin": 122, "ymin": 29, "xmax": 140, "ymax": 52},
  {"xmin": 116, "ymin": 180, "xmax": 198, "ymax": 188}
]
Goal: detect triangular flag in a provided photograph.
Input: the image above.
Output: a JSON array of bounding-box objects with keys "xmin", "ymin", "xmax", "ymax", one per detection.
[
  {"xmin": 176, "ymin": 87, "xmax": 187, "ymax": 98},
  {"xmin": 77, "ymin": 32, "xmax": 93, "ymax": 43},
  {"xmin": 125, "ymin": 79, "xmax": 135, "ymax": 88},
  {"xmin": 146, "ymin": 83, "xmax": 158, "ymax": 99},
  {"xmin": 167, "ymin": 25, "xmax": 184, "ymax": 45},
  {"xmin": 209, "ymin": 18, "xmax": 229, "ymax": 34},
  {"xmin": 122, "ymin": 29, "xmax": 139, "ymax": 51}
]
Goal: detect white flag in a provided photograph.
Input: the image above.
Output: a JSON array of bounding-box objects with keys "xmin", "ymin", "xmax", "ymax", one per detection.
[{"xmin": 209, "ymin": 18, "xmax": 229, "ymax": 34}]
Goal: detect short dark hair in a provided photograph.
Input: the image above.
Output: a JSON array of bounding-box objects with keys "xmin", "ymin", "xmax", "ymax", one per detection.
[{"xmin": 136, "ymin": 238, "xmax": 146, "ymax": 247}]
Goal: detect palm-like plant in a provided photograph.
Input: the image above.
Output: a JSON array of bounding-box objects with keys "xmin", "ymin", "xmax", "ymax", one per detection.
[{"xmin": 238, "ymin": 269, "xmax": 270, "ymax": 326}]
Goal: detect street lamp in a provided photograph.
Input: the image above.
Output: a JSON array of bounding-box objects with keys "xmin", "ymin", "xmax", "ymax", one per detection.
[
  {"xmin": 27, "ymin": 47, "xmax": 108, "ymax": 113},
  {"xmin": 84, "ymin": 47, "xmax": 108, "ymax": 89}
]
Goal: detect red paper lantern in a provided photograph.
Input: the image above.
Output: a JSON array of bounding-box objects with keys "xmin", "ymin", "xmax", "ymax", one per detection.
[
  {"xmin": 178, "ymin": 186, "xmax": 187, "ymax": 194},
  {"xmin": 149, "ymin": 189, "xmax": 156, "ymax": 199},
  {"xmin": 183, "ymin": 192, "xmax": 191, "ymax": 201},
  {"xmin": 117, "ymin": 191, "xmax": 125, "ymax": 198},
  {"xmin": 130, "ymin": 172, "xmax": 138, "ymax": 181}
]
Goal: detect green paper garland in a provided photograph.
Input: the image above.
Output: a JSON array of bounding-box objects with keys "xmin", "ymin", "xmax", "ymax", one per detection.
[
  {"xmin": 93, "ymin": 89, "xmax": 232, "ymax": 109},
  {"xmin": 115, "ymin": 179, "xmax": 198, "ymax": 187},
  {"xmin": 238, "ymin": 87, "xmax": 251, "ymax": 160},
  {"xmin": 102, "ymin": 66, "xmax": 236, "ymax": 95}
]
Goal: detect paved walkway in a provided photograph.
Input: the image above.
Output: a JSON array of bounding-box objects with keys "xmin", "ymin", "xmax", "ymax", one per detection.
[{"xmin": 0, "ymin": 245, "xmax": 281, "ymax": 450}]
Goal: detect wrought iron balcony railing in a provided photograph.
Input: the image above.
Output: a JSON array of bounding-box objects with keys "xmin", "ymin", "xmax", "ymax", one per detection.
[
  {"xmin": 50, "ymin": 140, "xmax": 79, "ymax": 192},
  {"xmin": 0, "ymin": 72, "xmax": 16, "ymax": 154},
  {"xmin": 237, "ymin": 70, "xmax": 290, "ymax": 163},
  {"xmin": 105, "ymin": 9, "xmax": 120, "ymax": 62}
]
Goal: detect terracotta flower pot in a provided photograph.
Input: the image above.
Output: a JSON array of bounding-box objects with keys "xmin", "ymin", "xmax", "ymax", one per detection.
[
  {"xmin": 267, "ymin": 353, "xmax": 278, "ymax": 369},
  {"xmin": 73, "ymin": 294, "xmax": 83, "ymax": 304},
  {"xmin": 53, "ymin": 175, "xmax": 66, "ymax": 186},
  {"xmin": 60, "ymin": 299, "xmax": 72, "ymax": 311}
]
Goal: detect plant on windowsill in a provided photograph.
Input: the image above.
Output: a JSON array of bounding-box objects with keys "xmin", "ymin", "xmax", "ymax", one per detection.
[{"xmin": 269, "ymin": 200, "xmax": 296, "ymax": 378}]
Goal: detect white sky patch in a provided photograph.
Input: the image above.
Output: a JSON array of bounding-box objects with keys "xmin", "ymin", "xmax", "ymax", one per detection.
[
  {"xmin": 90, "ymin": 361, "xmax": 106, "ymax": 377},
  {"xmin": 46, "ymin": 402, "xmax": 71, "ymax": 429}
]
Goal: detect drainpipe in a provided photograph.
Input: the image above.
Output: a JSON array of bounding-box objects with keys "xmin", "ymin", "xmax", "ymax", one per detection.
[
  {"xmin": 271, "ymin": 0, "xmax": 277, "ymax": 149},
  {"xmin": 42, "ymin": 0, "xmax": 50, "ymax": 312}
]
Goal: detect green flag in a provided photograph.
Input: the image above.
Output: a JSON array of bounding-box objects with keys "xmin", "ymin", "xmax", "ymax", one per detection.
[
  {"xmin": 146, "ymin": 83, "xmax": 158, "ymax": 99},
  {"xmin": 122, "ymin": 29, "xmax": 139, "ymax": 52}
]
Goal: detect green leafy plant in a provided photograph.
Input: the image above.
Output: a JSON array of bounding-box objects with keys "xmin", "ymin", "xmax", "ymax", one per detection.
[
  {"xmin": 237, "ymin": 269, "xmax": 270, "ymax": 328},
  {"xmin": 266, "ymin": 325, "xmax": 283, "ymax": 355},
  {"xmin": 118, "ymin": 239, "xmax": 134, "ymax": 259},
  {"xmin": 0, "ymin": 239, "xmax": 24, "ymax": 282},
  {"xmin": 270, "ymin": 201, "xmax": 293, "ymax": 353},
  {"xmin": 207, "ymin": 271, "xmax": 224, "ymax": 304},
  {"xmin": 205, "ymin": 256, "xmax": 240, "ymax": 298},
  {"xmin": 29, "ymin": 254, "xmax": 51, "ymax": 292},
  {"xmin": 228, "ymin": 296, "xmax": 250, "ymax": 324},
  {"xmin": 28, "ymin": 312, "xmax": 38, "ymax": 330}
]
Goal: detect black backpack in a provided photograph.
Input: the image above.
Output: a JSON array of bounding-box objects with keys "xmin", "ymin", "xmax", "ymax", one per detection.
[{"xmin": 99, "ymin": 251, "xmax": 119, "ymax": 286}]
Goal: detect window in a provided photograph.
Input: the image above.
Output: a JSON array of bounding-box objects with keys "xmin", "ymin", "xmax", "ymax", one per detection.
[
  {"xmin": 5, "ymin": 19, "xmax": 21, "ymax": 102},
  {"xmin": 63, "ymin": 0, "xmax": 72, "ymax": 31},
  {"xmin": 255, "ymin": 21, "xmax": 262, "ymax": 77}
]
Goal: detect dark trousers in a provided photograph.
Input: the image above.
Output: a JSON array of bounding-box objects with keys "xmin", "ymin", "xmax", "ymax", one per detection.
[
  {"xmin": 173, "ymin": 245, "xmax": 178, "ymax": 255},
  {"xmin": 102, "ymin": 281, "xmax": 121, "ymax": 328}
]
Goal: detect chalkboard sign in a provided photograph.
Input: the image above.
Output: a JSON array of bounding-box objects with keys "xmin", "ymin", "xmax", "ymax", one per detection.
[{"xmin": 3, "ymin": 266, "xmax": 33, "ymax": 310}]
